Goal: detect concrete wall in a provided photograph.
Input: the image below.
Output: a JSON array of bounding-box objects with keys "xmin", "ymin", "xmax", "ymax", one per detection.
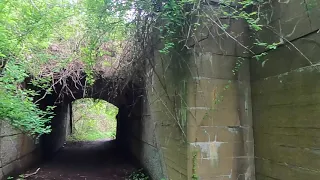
[
  {"xmin": 186, "ymin": 14, "xmax": 255, "ymax": 180},
  {"xmin": 136, "ymin": 6, "xmax": 255, "ymax": 179},
  {"xmin": 140, "ymin": 51, "xmax": 189, "ymax": 180},
  {"xmin": 124, "ymin": 89, "xmax": 168, "ymax": 180},
  {"xmin": 0, "ymin": 121, "xmax": 40, "ymax": 179},
  {"xmin": 250, "ymin": 0, "xmax": 320, "ymax": 179},
  {"xmin": 41, "ymin": 102, "xmax": 71, "ymax": 158}
]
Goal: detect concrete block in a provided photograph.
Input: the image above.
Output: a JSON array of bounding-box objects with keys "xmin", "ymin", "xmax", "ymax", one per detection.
[
  {"xmin": 254, "ymin": 104, "xmax": 320, "ymax": 128},
  {"xmin": 255, "ymin": 159, "xmax": 320, "ymax": 180},
  {"xmin": 278, "ymin": 12, "xmax": 312, "ymax": 41},
  {"xmin": 187, "ymin": 107, "xmax": 241, "ymax": 127},
  {"xmin": 0, "ymin": 168, "xmax": 3, "ymax": 180},
  {"xmin": 186, "ymin": 79, "xmax": 246, "ymax": 127},
  {"xmin": 152, "ymin": 111, "xmax": 177, "ymax": 127},
  {"xmin": 255, "ymin": 133, "xmax": 320, "ymax": 151},
  {"xmin": 251, "ymin": 22, "xmax": 282, "ymax": 54},
  {"xmin": 164, "ymin": 155, "xmax": 187, "ymax": 174},
  {"xmin": 18, "ymin": 134, "xmax": 36, "ymax": 158},
  {"xmin": 159, "ymin": 125, "xmax": 187, "ymax": 143},
  {"xmin": 188, "ymin": 79, "xmax": 239, "ymax": 106},
  {"xmin": 190, "ymin": 126, "xmax": 253, "ymax": 143},
  {"xmin": 196, "ymin": 157, "xmax": 251, "ymax": 178},
  {"xmin": 0, "ymin": 121, "xmax": 20, "ymax": 137},
  {"xmin": 258, "ymin": 1, "xmax": 282, "ymax": 24},
  {"xmin": 159, "ymin": 136, "xmax": 187, "ymax": 153},
  {"xmin": 190, "ymin": 141, "xmax": 250, "ymax": 160},
  {"xmin": 140, "ymin": 144, "xmax": 167, "ymax": 180},
  {"xmin": 2, "ymin": 160, "xmax": 19, "ymax": 176},
  {"xmin": 254, "ymin": 12, "xmax": 312, "ymax": 51},
  {"xmin": 191, "ymin": 17, "xmax": 251, "ymax": 56},
  {"xmin": 189, "ymin": 53, "xmax": 250, "ymax": 80},
  {"xmin": 258, "ymin": 0, "xmax": 307, "ymax": 25},
  {"xmin": 250, "ymin": 33, "xmax": 320, "ymax": 81},
  {"xmin": 19, "ymin": 151, "xmax": 39, "ymax": 170},
  {"xmin": 255, "ymin": 140, "xmax": 320, "ymax": 170},
  {"xmin": 278, "ymin": 0, "xmax": 307, "ymax": 21},
  {"xmin": 139, "ymin": 118, "xmax": 157, "ymax": 146},
  {"xmin": 166, "ymin": 165, "xmax": 187, "ymax": 180},
  {"xmin": 187, "ymin": 108, "xmax": 241, "ymax": 127},
  {"xmin": 306, "ymin": 0, "xmax": 320, "ymax": 30},
  {"xmin": 0, "ymin": 135, "xmax": 20, "ymax": 166}
]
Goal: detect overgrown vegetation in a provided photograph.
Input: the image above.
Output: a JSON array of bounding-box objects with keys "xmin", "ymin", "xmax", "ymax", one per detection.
[
  {"xmin": 0, "ymin": 3, "xmax": 313, "ymax": 176},
  {"xmin": 0, "ymin": 0, "xmax": 133, "ymax": 136},
  {"xmin": 68, "ymin": 98, "xmax": 118, "ymax": 141}
]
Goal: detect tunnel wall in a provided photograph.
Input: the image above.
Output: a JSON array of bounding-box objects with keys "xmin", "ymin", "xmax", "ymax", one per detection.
[
  {"xmin": 129, "ymin": 5, "xmax": 255, "ymax": 179},
  {"xmin": 41, "ymin": 102, "xmax": 71, "ymax": 157},
  {"xmin": 250, "ymin": 0, "xmax": 320, "ymax": 179},
  {"xmin": 185, "ymin": 13, "xmax": 255, "ymax": 180},
  {"xmin": 0, "ymin": 121, "xmax": 40, "ymax": 179},
  {"xmin": 123, "ymin": 89, "xmax": 168, "ymax": 180},
  {"xmin": 133, "ymin": 52, "xmax": 189, "ymax": 180}
]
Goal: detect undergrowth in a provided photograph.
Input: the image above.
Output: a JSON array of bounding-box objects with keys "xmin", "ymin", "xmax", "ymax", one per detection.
[{"xmin": 128, "ymin": 169, "xmax": 150, "ymax": 180}]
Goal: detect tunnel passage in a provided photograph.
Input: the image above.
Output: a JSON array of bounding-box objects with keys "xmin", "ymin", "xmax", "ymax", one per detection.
[
  {"xmin": 28, "ymin": 76, "xmax": 149, "ymax": 179},
  {"xmin": 36, "ymin": 78, "xmax": 141, "ymax": 154}
]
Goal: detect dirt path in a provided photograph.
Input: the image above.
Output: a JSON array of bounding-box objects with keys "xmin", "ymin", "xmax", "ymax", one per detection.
[{"xmin": 24, "ymin": 140, "xmax": 138, "ymax": 180}]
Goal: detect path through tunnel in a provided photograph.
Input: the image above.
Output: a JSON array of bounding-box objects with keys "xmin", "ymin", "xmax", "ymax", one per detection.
[{"xmin": 23, "ymin": 78, "xmax": 147, "ymax": 179}]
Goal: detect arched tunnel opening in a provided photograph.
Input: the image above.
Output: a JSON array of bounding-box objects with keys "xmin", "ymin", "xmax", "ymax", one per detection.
[
  {"xmin": 68, "ymin": 98, "xmax": 118, "ymax": 142},
  {"xmin": 22, "ymin": 79, "xmax": 148, "ymax": 179}
]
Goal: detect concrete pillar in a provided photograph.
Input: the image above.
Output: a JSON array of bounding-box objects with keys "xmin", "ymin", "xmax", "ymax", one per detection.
[{"xmin": 184, "ymin": 9, "xmax": 255, "ymax": 180}]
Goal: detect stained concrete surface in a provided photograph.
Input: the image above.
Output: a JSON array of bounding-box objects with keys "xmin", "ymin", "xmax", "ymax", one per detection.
[{"xmin": 22, "ymin": 140, "xmax": 139, "ymax": 180}]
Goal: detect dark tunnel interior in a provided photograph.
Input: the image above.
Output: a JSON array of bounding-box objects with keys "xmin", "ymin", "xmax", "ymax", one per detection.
[{"xmin": 27, "ymin": 78, "xmax": 147, "ymax": 179}]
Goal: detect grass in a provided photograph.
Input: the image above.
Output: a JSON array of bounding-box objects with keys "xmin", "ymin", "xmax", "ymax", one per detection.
[{"xmin": 67, "ymin": 131, "xmax": 116, "ymax": 141}]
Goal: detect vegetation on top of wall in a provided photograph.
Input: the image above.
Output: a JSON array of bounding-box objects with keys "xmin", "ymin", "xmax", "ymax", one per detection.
[
  {"xmin": 0, "ymin": 0, "xmax": 75, "ymax": 136},
  {"xmin": 0, "ymin": 0, "xmax": 133, "ymax": 136},
  {"xmin": 134, "ymin": 0, "xmax": 316, "ymax": 141},
  {"xmin": 0, "ymin": 61, "xmax": 53, "ymax": 136}
]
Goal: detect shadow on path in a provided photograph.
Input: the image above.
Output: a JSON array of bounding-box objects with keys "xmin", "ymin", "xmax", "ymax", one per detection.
[{"xmin": 25, "ymin": 140, "xmax": 137, "ymax": 180}]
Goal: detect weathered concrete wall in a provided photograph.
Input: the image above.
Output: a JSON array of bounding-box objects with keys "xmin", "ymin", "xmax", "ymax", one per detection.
[
  {"xmin": 251, "ymin": 0, "xmax": 320, "ymax": 179},
  {"xmin": 0, "ymin": 121, "xmax": 40, "ymax": 179},
  {"xmin": 124, "ymin": 89, "xmax": 168, "ymax": 180},
  {"xmin": 136, "ymin": 7, "xmax": 255, "ymax": 179},
  {"xmin": 143, "ymin": 49, "xmax": 189, "ymax": 180},
  {"xmin": 41, "ymin": 102, "xmax": 71, "ymax": 157},
  {"xmin": 186, "ymin": 16, "xmax": 255, "ymax": 180}
]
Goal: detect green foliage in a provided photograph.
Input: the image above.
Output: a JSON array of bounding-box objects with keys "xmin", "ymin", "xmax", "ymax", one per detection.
[
  {"xmin": 154, "ymin": 0, "xmax": 280, "ymax": 59},
  {"xmin": 191, "ymin": 151, "xmax": 199, "ymax": 180},
  {"xmin": 0, "ymin": 0, "xmax": 132, "ymax": 136},
  {"xmin": 68, "ymin": 98, "xmax": 118, "ymax": 141},
  {"xmin": 0, "ymin": 0, "xmax": 74, "ymax": 56},
  {"xmin": 0, "ymin": 61, "xmax": 53, "ymax": 136},
  {"xmin": 0, "ymin": 0, "xmax": 76, "ymax": 136},
  {"xmin": 157, "ymin": 0, "xmax": 193, "ymax": 54},
  {"xmin": 77, "ymin": 0, "xmax": 134, "ymax": 84},
  {"xmin": 129, "ymin": 169, "xmax": 150, "ymax": 180}
]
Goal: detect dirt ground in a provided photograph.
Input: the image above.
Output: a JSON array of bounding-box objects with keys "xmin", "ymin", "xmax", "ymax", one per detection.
[{"xmin": 23, "ymin": 140, "xmax": 139, "ymax": 180}]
